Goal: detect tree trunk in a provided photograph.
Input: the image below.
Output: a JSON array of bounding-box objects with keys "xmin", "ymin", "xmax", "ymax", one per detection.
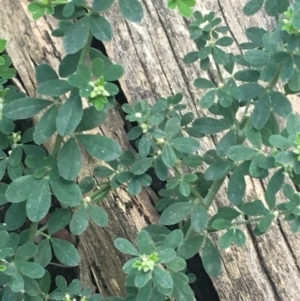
[{"xmin": 1, "ymin": 0, "xmax": 300, "ymax": 300}]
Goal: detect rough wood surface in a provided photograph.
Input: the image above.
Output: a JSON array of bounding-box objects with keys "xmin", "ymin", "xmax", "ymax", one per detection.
[{"xmin": 1, "ymin": 0, "xmax": 300, "ymax": 300}]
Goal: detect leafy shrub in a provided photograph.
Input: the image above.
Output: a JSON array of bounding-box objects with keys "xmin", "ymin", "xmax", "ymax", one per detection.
[{"xmin": 0, "ymin": 0, "xmax": 300, "ymax": 300}]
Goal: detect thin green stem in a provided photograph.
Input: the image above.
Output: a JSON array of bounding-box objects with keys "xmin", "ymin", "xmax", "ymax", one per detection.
[
  {"xmin": 52, "ymin": 134, "xmax": 64, "ymax": 156},
  {"xmin": 27, "ymin": 222, "xmax": 38, "ymax": 242},
  {"xmin": 78, "ymin": 32, "xmax": 93, "ymax": 65},
  {"xmin": 204, "ymin": 177, "xmax": 226, "ymax": 208},
  {"xmin": 184, "ymin": 224, "xmax": 194, "ymax": 240},
  {"xmin": 35, "ymin": 225, "xmax": 48, "ymax": 236},
  {"xmin": 215, "ymin": 63, "xmax": 224, "ymax": 83}
]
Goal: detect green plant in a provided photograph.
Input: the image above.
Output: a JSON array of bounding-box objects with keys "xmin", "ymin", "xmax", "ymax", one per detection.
[{"xmin": 1, "ymin": 0, "xmax": 300, "ymax": 300}]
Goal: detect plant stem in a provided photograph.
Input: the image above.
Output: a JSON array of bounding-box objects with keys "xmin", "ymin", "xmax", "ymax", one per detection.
[
  {"xmin": 79, "ymin": 32, "xmax": 93, "ymax": 65},
  {"xmin": 215, "ymin": 63, "xmax": 224, "ymax": 83},
  {"xmin": 204, "ymin": 177, "xmax": 226, "ymax": 208},
  {"xmin": 27, "ymin": 222, "xmax": 38, "ymax": 242},
  {"xmin": 52, "ymin": 134, "xmax": 63, "ymax": 156},
  {"xmin": 190, "ymin": 185, "xmax": 206, "ymax": 205}
]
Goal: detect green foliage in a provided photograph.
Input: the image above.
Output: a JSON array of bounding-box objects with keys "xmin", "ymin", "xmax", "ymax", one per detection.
[{"xmin": 1, "ymin": 0, "xmax": 300, "ymax": 300}]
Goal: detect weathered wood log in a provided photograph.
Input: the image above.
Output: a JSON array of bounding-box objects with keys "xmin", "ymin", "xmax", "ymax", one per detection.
[{"xmin": 1, "ymin": 0, "xmax": 300, "ymax": 300}]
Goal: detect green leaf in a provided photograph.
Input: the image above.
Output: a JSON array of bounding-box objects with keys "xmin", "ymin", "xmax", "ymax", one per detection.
[
  {"xmin": 5, "ymin": 203, "xmax": 26, "ymax": 231},
  {"xmin": 3, "ymin": 98, "xmax": 52, "ymax": 120},
  {"xmin": 26, "ymin": 179, "xmax": 51, "ymax": 222},
  {"xmin": 153, "ymin": 266, "xmax": 173, "ymax": 289},
  {"xmin": 246, "ymin": 27, "xmax": 267, "ymax": 47},
  {"xmin": 234, "ymin": 69, "xmax": 260, "ymax": 82},
  {"xmin": 75, "ymin": 106, "xmax": 107, "ymax": 132},
  {"xmin": 164, "ymin": 117, "xmax": 180, "ymax": 140},
  {"xmin": 269, "ymin": 135, "xmax": 292, "ymax": 149},
  {"xmin": 89, "ymin": 15, "xmax": 112, "ymax": 42},
  {"xmin": 135, "ymin": 270, "xmax": 152, "ymax": 288},
  {"xmin": 160, "ymin": 202, "xmax": 194, "ymax": 225},
  {"xmin": 241, "ymin": 199, "xmax": 269, "ymax": 216},
  {"xmin": 51, "ymin": 238, "xmax": 80, "ymax": 267},
  {"xmin": 6, "ymin": 175, "xmax": 39, "ymax": 203},
  {"xmin": 177, "ymin": 235, "xmax": 204, "ymax": 259},
  {"xmin": 201, "ymin": 238, "xmax": 222, "ymax": 278},
  {"xmin": 192, "ymin": 117, "xmax": 230, "ymax": 134},
  {"xmin": 191, "ymin": 204, "xmax": 208, "ymax": 233},
  {"xmin": 199, "ymin": 90, "xmax": 216, "ymax": 108},
  {"xmin": 291, "ymin": 216, "xmax": 300, "ymax": 233},
  {"xmin": 0, "ymin": 39, "xmax": 7, "ymax": 53},
  {"xmin": 243, "ymin": 0, "xmax": 264, "ymax": 16},
  {"xmin": 59, "ymin": 51, "xmax": 81, "ymax": 78},
  {"xmin": 8, "ymin": 146, "xmax": 22, "ymax": 167},
  {"xmin": 216, "ymin": 130, "xmax": 236, "ymax": 158},
  {"xmin": 154, "ymin": 157, "xmax": 169, "ymax": 181},
  {"xmin": 137, "ymin": 230, "xmax": 156, "ymax": 254},
  {"xmin": 15, "ymin": 261, "xmax": 45, "ymax": 279},
  {"xmin": 211, "ymin": 218, "xmax": 232, "ymax": 230},
  {"xmin": 118, "ymin": 0, "xmax": 143, "ymax": 22},
  {"xmin": 264, "ymin": 0, "xmax": 278, "ymax": 16},
  {"xmin": 88, "ymin": 204, "xmax": 109, "ymax": 227},
  {"xmin": 165, "ymin": 257, "xmax": 186, "ymax": 272},
  {"xmin": 138, "ymin": 135, "xmax": 151, "ymax": 157},
  {"xmin": 70, "ymin": 207, "xmax": 89, "ymax": 235},
  {"xmin": 50, "ymin": 178, "xmax": 82, "ymax": 207},
  {"xmin": 114, "ymin": 238, "xmax": 139, "ymax": 256},
  {"xmin": 246, "ymin": 127, "xmax": 262, "ymax": 149},
  {"xmin": 227, "ymin": 167, "xmax": 245, "ymax": 205},
  {"xmin": 182, "ymin": 155, "xmax": 203, "ymax": 168},
  {"xmin": 48, "ymin": 208, "xmax": 72, "ymax": 235},
  {"xmin": 34, "ymin": 239, "xmax": 52, "ymax": 268},
  {"xmin": 0, "ymin": 183, "xmax": 8, "ymax": 205},
  {"xmin": 233, "ymin": 229, "xmax": 246, "ymax": 247},
  {"xmin": 131, "ymin": 157, "xmax": 153, "ymax": 175},
  {"xmin": 270, "ymin": 91, "xmax": 292, "ymax": 118},
  {"xmin": 244, "ymin": 49, "xmax": 270, "ymax": 67},
  {"xmin": 94, "ymin": 165, "xmax": 114, "ymax": 177},
  {"xmin": 15, "ymin": 243, "xmax": 37, "ymax": 261},
  {"xmin": 161, "ymin": 229, "xmax": 183, "ymax": 249},
  {"xmin": 212, "ymin": 46, "xmax": 228, "ymax": 65},
  {"xmin": 183, "ymin": 51, "xmax": 199, "ymax": 64},
  {"xmin": 216, "ymin": 37, "xmax": 234, "ymax": 47},
  {"xmin": 177, "ymin": 1, "xmax": 193, "ymax": 17},
  {"xmin": 217, "ymin": 90, "xmax": 232, "ymax": 107},
  {"xmin": 228, "ymin": 145, "xmax": 258, "ymax": 161},
  {"xmin": 103, "ymin": 64, "xmax": 125, "ymax": 81},
  {"xmin": 179, "ymin": 181, "xmax": 190, "ymax": 197},
  {"xmin": 232, "ymin": 83, "xmax": 265, "ymax": 101},
  {"xmin": 280, "ymin": 57, "xmax": 293, "ymax": 82},
  {"xmin": 258, "ymin": 213, "xmax": 274, "ymax": 232},
  {"xmin": 93, "ymin": 0, "xmax": 115, "ymax": 12},
  {"xmin": 162, "ymin": 144, "xmax": 177, "ymax": 167},
  {"xmin": 57, "ymin": 138, "xmax": 83, "ymax": 181},
  {"xmin": 170, "ymin": 137, "xmax": 200, "ymax": 153},
  {"xmin": 157, "ymin": 248, "xmax": 176, "ymax": 264},
  {"xmin": 194, "ymin": 78, "xmax": 215, "ymax": 89},
  {"xmin": 37, "ymin": 80, "xmax": 72, "ymax": 97},
  {"xmin": 205, "ymin": 161, "xmax": 235, "ymax": 180},
  {"xmin": 219, "ymin": 229, "xmax": 234, "ymax": 249},
  {"xmin": 136, "ymin": 279, "xmax": 152, "ymax": 299},
  {"xmin": 68, "ymin": 64, "xmax": 91, "ymax": 89},
  {"xmin": 77, "ymin": 134, "xmax": 122, "ymax": 161},
  {"xmin": 287, "ymin": 114, "xmax": 300, "ymax": 135},
  {"xmin": 251, "ymin": 93, "xmax": 271, "ymax": 129},
  {"xmin": 56, "ymin": 91, "xmax": 83, "ymax": 136},
  {"xmin": 33, "ymin": 105, "xmax": 58, "ymax": 144},
  {"xmin": 63, "ymin": 16, "xmax": 90, "ymax": 54},
  {"xmin": 36, "ymin": 64, "xmax": 58, "ymax": 84}
]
